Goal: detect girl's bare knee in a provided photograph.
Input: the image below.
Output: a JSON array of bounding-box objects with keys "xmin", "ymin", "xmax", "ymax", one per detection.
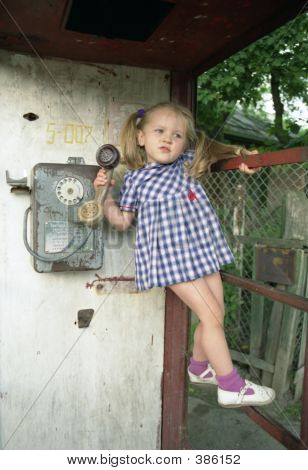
[
  {"xmin": 169, "ymin": 280, "xmax": 224, "ymax": 326},
  {"xmin": 195, "ymin": 308, "xmax": 224, "ymax": 329}
]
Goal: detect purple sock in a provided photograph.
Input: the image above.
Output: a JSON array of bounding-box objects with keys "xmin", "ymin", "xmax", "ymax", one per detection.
[
  {"xmin": 217, "ymin": 368, "xmax": 254, "ymax": 395},
  {"xmin": 189, "ymin": 357, "xmax": 213, "ymax": 378}
]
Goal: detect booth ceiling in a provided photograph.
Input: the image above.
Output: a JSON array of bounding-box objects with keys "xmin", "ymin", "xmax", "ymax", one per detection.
[{"xmin": 0, "ymin": 0, "xmax": 305, "ymax": 74}]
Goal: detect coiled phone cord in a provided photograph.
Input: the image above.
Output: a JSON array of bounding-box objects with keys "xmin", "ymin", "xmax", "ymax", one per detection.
[{"xmin": 23, "ymin": 206, "xmax": 95, "ymax": 263}]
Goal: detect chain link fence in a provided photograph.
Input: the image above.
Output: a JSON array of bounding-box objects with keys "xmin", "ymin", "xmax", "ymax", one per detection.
[{"xmin": 201, "ymin": 161, "xmax": 307, "ymax": 401}]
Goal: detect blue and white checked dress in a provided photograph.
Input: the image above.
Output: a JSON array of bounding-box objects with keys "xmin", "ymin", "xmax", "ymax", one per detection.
[{"xmin": 119, "ymin": 150, "xmax": 235, "ymax": 291}]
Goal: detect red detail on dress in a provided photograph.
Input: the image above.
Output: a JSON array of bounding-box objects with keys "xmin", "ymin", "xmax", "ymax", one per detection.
[{"xmin": 188, "ymin": 189, "xmax": 197, "ymax": 201}]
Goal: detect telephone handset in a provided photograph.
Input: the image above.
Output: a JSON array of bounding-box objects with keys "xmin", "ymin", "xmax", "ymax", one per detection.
[
  {"xmin": 23, "ymin": 145, "xmax": 120, "ymax": 273},
  {"xmin": 78, "ymin": 145, "xmax": 120, "ymax": 226}
]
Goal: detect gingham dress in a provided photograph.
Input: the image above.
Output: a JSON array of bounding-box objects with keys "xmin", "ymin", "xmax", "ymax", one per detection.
[{"xmin": 119, "ymin": 150, "xmax": 235, "ymax": 291}]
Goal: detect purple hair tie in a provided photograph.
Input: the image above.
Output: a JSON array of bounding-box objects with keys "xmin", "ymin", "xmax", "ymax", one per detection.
[{"xmin": 136, "ymin": 108, "xmax": 145, "ymax": 119}]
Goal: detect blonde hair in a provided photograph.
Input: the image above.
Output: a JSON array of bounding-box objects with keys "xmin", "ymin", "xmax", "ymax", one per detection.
[{"xmin": 120, "ymin": 102, "xmax": 248, "ymax": 179}]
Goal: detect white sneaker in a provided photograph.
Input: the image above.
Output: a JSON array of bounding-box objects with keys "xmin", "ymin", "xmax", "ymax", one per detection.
[
  {"xmin": 188, "ymin": 364, "xmax": 218, "ymax": 385},
  {"xmin": 218, "ymin": 380, "xmax": 276, "ymax": 408}
]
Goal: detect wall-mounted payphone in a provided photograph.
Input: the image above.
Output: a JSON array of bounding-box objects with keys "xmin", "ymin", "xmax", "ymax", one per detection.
[
  {"xmin": 23, "ymin": 157, "xmax": 103, "ymax": 273},
  {"xmin": 22, "ymin": 146, "xmax": 120, "ymax": 273}
]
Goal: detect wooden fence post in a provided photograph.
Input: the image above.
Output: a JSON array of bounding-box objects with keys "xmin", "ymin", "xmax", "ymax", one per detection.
[{"xmin": 272, "ymin": 251, "xmax": 307, "ymax": 399}]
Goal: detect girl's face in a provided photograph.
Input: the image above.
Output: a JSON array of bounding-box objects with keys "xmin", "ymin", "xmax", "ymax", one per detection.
[{"xmin": 137, "ymin": 109, "xmax": 187, "ymax": 165}]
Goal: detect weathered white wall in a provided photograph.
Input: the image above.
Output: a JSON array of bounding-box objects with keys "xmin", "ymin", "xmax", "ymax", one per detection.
[{"xmin": 0, "ymin": 49, "xmax": 170, "ymax": 449}]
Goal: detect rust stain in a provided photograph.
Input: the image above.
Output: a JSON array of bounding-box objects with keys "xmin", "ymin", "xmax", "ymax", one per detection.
[
  {"xmin": 273, "ymin": 256, "xmax": 283, "ymax": 267},
  {"xmin": 86, "ymin": 273, "xmax": 134, "ymax": 289}
]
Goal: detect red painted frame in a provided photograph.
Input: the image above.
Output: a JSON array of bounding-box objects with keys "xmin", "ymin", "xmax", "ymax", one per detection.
[
  {"xmin": 213, "ymin": 146, "xmax": 308, "ymax": 171},
  {"xmin": 161, "ymin": 71, "xmax": 196, "ymax": 450}
]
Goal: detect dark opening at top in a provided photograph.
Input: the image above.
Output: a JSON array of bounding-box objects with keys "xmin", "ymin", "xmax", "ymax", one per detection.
[{"xmin": 65, "ymin": 0, "xmax": 175, "ymax": 42}]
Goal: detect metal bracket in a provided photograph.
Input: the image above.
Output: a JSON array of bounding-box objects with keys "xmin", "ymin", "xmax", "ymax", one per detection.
[{"xmin": 6, "ymin": 170, "xmax": 30, "ymax": 193}]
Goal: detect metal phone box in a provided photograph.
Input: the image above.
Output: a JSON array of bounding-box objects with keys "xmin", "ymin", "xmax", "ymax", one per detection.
[{"xmin": 31, "ymin": 158, "xmax": 103, "ymax": 272}]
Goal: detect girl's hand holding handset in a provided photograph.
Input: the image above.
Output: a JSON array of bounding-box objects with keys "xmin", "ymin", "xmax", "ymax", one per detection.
[
  {"xmin": 93, "ymin": 167, "xmax": 133, "ymax": 231},
  {"xmin": 94, "ymin": 168, "xmax": 115, "ymax": 195}
]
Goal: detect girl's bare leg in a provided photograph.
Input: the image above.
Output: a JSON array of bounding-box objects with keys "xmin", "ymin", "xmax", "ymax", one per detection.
[
  {"xmin": 192, "ymin": 272, "xmax": 225, "ymax": 361},
  {"xmin": 191, "ymin": 323, "xmax": 207, "ymax": 361},
  {"xmin": 169, "ymin": 274, "xmax": 233, "ymax": 376}
]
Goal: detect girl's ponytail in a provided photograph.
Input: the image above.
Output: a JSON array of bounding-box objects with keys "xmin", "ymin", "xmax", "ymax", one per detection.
[
  {"xmin": 188, "ymin": 129, "xmax": 248, "ymax": 179},
  {"xmin": 120, "ymin": 111, "xmax": 146, "ymax": 169}
]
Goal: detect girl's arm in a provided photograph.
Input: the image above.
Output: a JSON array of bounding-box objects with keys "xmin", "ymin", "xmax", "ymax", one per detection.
[
  {"xmin": 190, "ymin": 132, "xmax": 260, "ymax": 179},
  {"xmin": 94, "ymin": 169, "xmax": 135, "ymax": 231}
]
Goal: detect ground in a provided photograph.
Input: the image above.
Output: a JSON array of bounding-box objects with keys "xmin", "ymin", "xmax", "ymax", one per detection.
[{"xmin": 188, "ymin": 384, "xmax": 286, "ymax": 450}]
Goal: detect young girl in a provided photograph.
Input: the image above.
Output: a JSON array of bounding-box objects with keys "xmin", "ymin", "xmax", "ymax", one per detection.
[{"xmin": 94, "ymin": 102, "xmax": 275, "ymax": 408}]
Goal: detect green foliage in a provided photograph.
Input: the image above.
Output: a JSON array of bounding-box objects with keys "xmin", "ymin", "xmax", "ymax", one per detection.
[
  {"xmin": 280, "ymin": 401, "xmax": 302, "ymax": 421},
  {"xmin": 219, "ymin": 263, "xmax": 245, "ymax": 351},
  {"xmin": 197, "ymin": 13, "xmax": 308, "ymax": 144}
]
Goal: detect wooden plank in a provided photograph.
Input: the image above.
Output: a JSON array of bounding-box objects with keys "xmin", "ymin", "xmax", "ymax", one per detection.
[
  {"xmin": 230, "ymin": 349, "xmax": 274, "ymax": 373},
  {"xmin": 294, "ymin": 367, "xmax": 305, "ymax": 389},
  {"xmin": 294, "ymin": 256, "xmax": 308, "ymax": 401},
  {"xmin": 300, "ymin": 309, "xmax": 308, "ymax": 448},
  {"xmin": 272, "ymin": 251, "xmax": 307, "ymax": 399},
  {"xmin": 249, "ymin": 294, "xmax": 264, "ymax": 378},
  {"xmin": 294, "ymin": 320, "xmax": 307, "ymax": 401},
  {"xmin": 235, "ymin": 236, "xmax": 305, "ymax": 249},
  {"xmin": 282, "ymin": 191, "xmax": 308, "ymax": 244},
  {"xmin": 262, "ymin": 285, "xmax": 285, "ymax": 386},
  {"xmin": 232, "ymin": 183, "xmax": 245, "ymax": 272},
  {"xmin": 249, "ymin": 244, "xmax": 265, "ymax": 378}
]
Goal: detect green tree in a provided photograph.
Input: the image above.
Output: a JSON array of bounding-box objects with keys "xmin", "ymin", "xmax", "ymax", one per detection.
[{"xmin": 197, "ymin": 13, "xmax": 307, "ymax": 145}]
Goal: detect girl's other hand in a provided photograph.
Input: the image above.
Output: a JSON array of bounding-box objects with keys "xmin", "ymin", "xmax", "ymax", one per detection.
[
  {"xmin": 239, "ymin": 162, "xmax": 261, "ymax": 175},
  {"xmin": 239, "ymin": 149, "xmax": 260, "ymax": 175}
]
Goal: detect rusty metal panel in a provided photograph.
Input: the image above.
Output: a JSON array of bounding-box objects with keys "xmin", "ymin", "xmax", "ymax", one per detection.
[{"xmin": 255, "ymin": 245, "xmax": 296, "ymax": 285}]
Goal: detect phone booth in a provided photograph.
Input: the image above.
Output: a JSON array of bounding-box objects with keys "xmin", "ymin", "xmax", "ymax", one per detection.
[{"xmin": 0, "ymin": 0, "xmax": 306, "ymax": 451}]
